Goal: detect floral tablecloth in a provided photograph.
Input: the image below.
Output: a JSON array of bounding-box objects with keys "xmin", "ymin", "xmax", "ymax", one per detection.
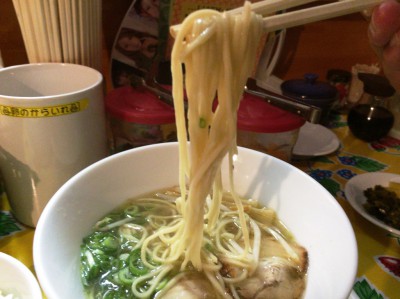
[
  {"xmin": 0, "ymin": 113, "xmax": 399, "ymax": 299},
  {"xmin": 293, "ymin": 112, "xmax": 400, "ymax": 299}
]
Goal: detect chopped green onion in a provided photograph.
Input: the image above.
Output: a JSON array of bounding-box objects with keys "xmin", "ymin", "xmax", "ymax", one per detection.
[
  {"xmin": 155, "ymin": 277, "xmax": 169, "ymax": 291},
  {"xmin": 129, "ymin": 249, "xmax": 149, "ymax": 276},
  {"xmin": 124, "ymin": 206, "xmax": 139, "ymax": 217},
  {"xmin": 118, "ymin": 267, "xmax": 135, "ymax": 286},
  {"xmin": 80, "ymin": 249, "xmax": 100, "ymax": 286},
  {"xmin": 85, "ymin": 231, "xmax": 119, "ymax": 254},
  {"xmin": 204, "ymin": 242, "xmax": 214, "ymax": 253},
  {"xmin": 199, "ymin": 117, "xmax": 207, "ymax": 128}
]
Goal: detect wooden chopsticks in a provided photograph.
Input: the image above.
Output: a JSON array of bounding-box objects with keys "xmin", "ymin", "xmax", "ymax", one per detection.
[
  {"xmin": 170, "ymin": 0, "xmax": 382, "ymax": 36},
  {"xmin": 170, "ymin": 0, "xmax": 318, "ymax": 36},
  {"xmin": 262, "ymin": 0, "xmax": 382, "ymax": 33},
  {"xmin": 227, "ymin": 0, "xmax": 319, "ymax": 16}
]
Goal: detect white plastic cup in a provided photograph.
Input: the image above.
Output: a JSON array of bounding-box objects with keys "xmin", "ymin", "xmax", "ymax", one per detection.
[{"xmin": 0, "ymin": 63, "xmax": 108, "ymax": 227}]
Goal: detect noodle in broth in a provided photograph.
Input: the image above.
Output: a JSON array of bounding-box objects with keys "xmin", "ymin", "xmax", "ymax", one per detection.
[
  {"xmin": 81, "ymin": 188, "xmax": 308, "ymax": 298},
  {"xmin": 80, "ymin": 2, "xmax": 308, "ymax": 298}
]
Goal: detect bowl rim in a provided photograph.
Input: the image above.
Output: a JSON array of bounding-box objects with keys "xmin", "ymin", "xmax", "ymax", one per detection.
[{"xmin": 0, "ymin": 252, "xmax": 43, "ymax": 298}]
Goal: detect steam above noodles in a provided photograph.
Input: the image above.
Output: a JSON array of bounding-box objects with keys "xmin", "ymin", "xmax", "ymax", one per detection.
[
  {"xmin": 171, "ymin": 1, "xmax": 264, "ymax": 270},
  {"xmin": 80, "ymin": 3, "xmax": 308, "ymax": 299}
]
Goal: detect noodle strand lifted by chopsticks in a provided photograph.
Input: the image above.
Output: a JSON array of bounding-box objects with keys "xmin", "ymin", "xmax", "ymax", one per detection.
[
  {"xmin": 81, "ymin": 3, "xmax": 310, "ymax": 298},
  {"xmin": 171, "ymin": 1, "xmax": 263, "ymax": 270}
]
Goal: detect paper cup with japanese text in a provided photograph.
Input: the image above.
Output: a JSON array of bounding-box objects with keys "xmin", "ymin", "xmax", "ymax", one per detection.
[{"xmin": 0, "ymin": 63, "xmax": 108, "ymax": 227}]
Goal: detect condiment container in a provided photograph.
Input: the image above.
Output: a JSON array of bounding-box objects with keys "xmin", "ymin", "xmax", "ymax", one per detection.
[
  {"xmin": 281, "ymin": 73, "xmax": 337, "ymax": 125},
  {"xmin": 326, "ymin": 69, "xmax": 351, "ymax": 110},
  {"xmin": 105, "ymin": 86, "xmax": 177, "ymax": 153},
  {"xmin": 237, "ymin": 93, "xmax": 306, "ymax": 162},
  {"xmin": 347, "ymin": 73, "xmax": 395, "ymax": 142}
]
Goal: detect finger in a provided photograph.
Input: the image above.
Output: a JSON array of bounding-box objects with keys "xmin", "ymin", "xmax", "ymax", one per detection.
[
  {"xmin": 368, "ymin": 0, "xmax": 400, "ymax": 47},
  {"xmin": 380, "ymin": 44, "xmax": 400, "ymax": 90}
]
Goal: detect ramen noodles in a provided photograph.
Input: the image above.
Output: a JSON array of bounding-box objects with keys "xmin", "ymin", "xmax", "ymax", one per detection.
[{"xmin": 80, "ymin": 2, "xmax": 308, "ymax": 298}]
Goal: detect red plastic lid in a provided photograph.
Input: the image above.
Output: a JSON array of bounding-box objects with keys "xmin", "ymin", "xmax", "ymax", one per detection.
[
  {"xmin": 106, "ymin": 86, "xmax": 175, "ymax": 125},
  {"xmin": 237, "ymin": 93, "xmax": 306, "ymax": 133}
]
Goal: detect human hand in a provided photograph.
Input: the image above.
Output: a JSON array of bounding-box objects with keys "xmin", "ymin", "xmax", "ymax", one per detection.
[{"xmin": 368, "ymin": 0, "xmax": 400, "ymax": 91}]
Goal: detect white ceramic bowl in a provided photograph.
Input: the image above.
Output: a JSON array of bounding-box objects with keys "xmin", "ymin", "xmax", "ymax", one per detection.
[
  {"xmin": 33, "ymin": 142, "xmax": 357, "ymax": 299},
  {"xmin": 0, "ymin": 252, "xmax": 42, "ymax": 299}
]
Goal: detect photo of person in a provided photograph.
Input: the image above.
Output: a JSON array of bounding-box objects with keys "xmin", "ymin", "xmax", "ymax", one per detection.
[
  {"xmin": 114, "ymin": 27, "xmax": 159, "ymax": 71},
  {"xmin": 111, "ymin": 59, "xmax": 146, "ymax": 88},
  {"xmin": 132, "ymin": 0, "xmax": 160, "ymax": 20},
  {"xmin": 110, "ymin": 0, "xmax": 165, "ymax": 88},
  {"xmin": 116, "ymin": 27, "xmax": 158, "ymax": 60}
]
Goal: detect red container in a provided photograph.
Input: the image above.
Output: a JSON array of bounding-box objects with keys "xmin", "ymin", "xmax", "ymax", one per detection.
[
  {"xmin": 106, "ymin": 86, "xmax": 177, "ymax": 153},
  {"xmin": 237, "ymin": 93, "xmax": 306, "ymax": 161}
]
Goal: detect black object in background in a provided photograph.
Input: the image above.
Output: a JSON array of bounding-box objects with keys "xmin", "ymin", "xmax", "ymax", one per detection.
[{"xmin": 347, "ymin": 73, "xmax": 395, "ymax": 142}]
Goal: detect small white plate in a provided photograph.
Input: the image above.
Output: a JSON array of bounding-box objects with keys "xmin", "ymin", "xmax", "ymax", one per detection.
[
  {"xmin": 293, "ymin": 122, "xmax": 340, "ymax": 157},
  {"xmin": 0, "ymin": 252, "xmax": 42, "ymax": 299},
  {"xmin": 345, "ymin": 172, "xmax": 400, "ymax": 236}
]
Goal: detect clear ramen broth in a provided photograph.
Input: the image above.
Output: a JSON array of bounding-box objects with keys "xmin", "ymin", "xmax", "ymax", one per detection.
[{"xmin": 80, "ymin": 188, "xmax": 308, "ymax": 299}]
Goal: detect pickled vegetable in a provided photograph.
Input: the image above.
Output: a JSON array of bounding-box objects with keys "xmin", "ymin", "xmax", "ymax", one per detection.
[{"xmin": 363, "ymin": 185, "xmax": 400, "ymax": 229}]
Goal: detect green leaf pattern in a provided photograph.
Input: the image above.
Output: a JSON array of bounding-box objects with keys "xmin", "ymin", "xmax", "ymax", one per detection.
[
  {"xmin": 318, "ymin": 178, "xmax": 341, "ymax": 196},
  {"xmin": 353, "ymin": 277, "xmax": 386, "ymax": 299},
  {"xmin": 352, "ymin": 156, "xmax": 387, "ymax": 172},
  {"xmin": 0, "ymin": 211, "xmax": 22, "ymax": 237}
]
